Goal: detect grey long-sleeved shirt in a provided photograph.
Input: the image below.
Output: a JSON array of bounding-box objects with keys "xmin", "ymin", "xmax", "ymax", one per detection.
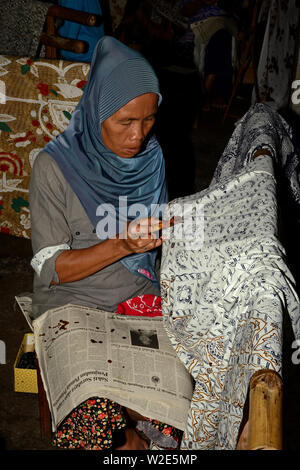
[{"xmin": 29, "ymin": 152, "xmax": 159, "ymax": 319}]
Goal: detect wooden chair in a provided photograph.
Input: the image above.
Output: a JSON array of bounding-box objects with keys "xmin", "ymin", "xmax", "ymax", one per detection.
[{"xmin": 36, "ymin": 1, "xmax": 112, "ymax": 60}]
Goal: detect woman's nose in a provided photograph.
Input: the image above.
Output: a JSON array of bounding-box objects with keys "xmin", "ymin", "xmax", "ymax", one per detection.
[{"xmin": 130, "ymin": 122, "xmax": 144, "ymax": 142}]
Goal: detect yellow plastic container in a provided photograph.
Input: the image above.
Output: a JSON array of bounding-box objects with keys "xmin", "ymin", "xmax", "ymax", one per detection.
[{"xmin": 14, "ymin": 333, "xmax": 38, "ymax": 394}]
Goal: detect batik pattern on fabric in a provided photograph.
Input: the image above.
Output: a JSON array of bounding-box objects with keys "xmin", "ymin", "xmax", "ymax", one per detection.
[
  {"xmin": 254, "ymin": 0, "xmax": 300, "ymax": 110},
  {"xmin": 211, "ymin": 103, "xmax": 300, "ymax": 220},
  {"xmin": 109, "ymin": 0, "xmax": 128, "ymax": 32},
  {"xmin": 160, "ymin": 105, "xmax": 300, "ymax": 449}
]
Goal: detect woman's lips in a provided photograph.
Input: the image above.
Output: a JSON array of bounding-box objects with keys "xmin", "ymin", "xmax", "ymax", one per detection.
[{"xmin": 124, "ymin": 147, "xmax": 140, "ymax": 154}]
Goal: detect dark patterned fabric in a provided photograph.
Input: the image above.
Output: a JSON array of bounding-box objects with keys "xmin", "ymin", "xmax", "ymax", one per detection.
[
  {"xmin": 0, "ymin": 1, "xmax": 52, "ymax": 57},
  {"xmin": 53, "ymin": 397, "xmax": 127, "ymax": 450},
  {"xmin": 211, "ymin": 103, "xmax": 300, "ymax": 218},
  {"xmin": 255, "ymin": 0, "xmax": 300, "ymax": 110}
]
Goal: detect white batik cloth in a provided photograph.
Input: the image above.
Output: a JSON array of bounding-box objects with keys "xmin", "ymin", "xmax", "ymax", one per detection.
[{"xmin": 160, "ymin": 104, "xmax": 300, "ymax": 450}]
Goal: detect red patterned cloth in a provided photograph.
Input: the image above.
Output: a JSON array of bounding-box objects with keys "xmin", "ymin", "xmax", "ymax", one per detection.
[{"xmin": 116, "ymin": 294, "xmax": 162, "ymax": 317}]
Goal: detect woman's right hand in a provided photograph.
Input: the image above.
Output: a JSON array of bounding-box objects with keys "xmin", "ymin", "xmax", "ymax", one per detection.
[{"xmin": 118, "ymin": 217, "xmax": 168, "ymax": 254}]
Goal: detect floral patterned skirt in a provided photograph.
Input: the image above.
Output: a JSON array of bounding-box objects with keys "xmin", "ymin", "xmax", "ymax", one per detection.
[{"xmin": 53, "ymin": 396, "xmax": 182, "ymax": 450}]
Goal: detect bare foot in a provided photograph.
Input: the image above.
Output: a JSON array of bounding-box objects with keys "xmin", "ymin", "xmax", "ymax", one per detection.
[
  {"xmin": 201, "ymin": 74, "xmax": 215, "ymax": 112},
  {"xmin": 115, "ymin": 428, "xmax": 149, "ymax": 450},
  {"xmin": 211, "ymin": 96, "xmax": 227, "ymax": 110},
  {"xmin": 236, "ymin": 421, "xmax": 249, "ymax": 450}
]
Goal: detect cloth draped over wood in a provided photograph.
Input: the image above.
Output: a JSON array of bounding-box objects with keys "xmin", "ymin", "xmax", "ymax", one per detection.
[
  {"xmin": 160, "ymin": 103, "xmax": 300, "ymax": 449},
  {"xmin": 192, "ymin": 15, "xmax": 238, "ymax": 78},
  {"xmin": 191, "ymin": 15, "xmax": 238, "ymax": 45}
]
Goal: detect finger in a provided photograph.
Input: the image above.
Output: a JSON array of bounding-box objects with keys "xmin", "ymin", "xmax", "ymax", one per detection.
[
  {"xmin": 128, "ymin": 219, "xmax": 154, "ymax": 238},
  {"xmin": 138, "ymin": 217, "xmax": 160, "ymax": 235},
  {"xmin": 137, "ymin": 238, "xmax": 162, "ymax": 252},
  {"xmin": 127, "ymin": 220, "xmax": 142, "ymax": 239},
  {"xmin": 151, "ymin": 217, "xmax": 178, "ymax": 233}
]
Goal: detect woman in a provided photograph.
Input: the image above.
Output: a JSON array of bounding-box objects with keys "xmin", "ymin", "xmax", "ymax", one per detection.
[{"xmin": 29, "ymin": 36, "xmax": 180, "ymax": 449}]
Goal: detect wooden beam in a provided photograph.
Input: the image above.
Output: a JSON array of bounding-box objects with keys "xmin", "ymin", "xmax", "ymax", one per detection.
[
  {"xmin": 40, "ymin": 33, "xmax": 88, "ymax": 55},
  {"xmin": 47, "ymin": 5, "xmax": 101, "ymax": 27},
  {"xmin": 45, "ymin": 15, "xmax": 56, "ymax": 60}
]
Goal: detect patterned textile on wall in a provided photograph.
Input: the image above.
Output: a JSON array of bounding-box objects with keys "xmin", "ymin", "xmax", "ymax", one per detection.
[
  {"xmin": 148, "ymin": 0, "xmax": 188, "ymax": 29},
  {"xmin": 254, "ymin": 0, "xmax": 300, "ymax": 111},
  {"xmin": 0, "ymin": 56, "xmax": 90, "ymax": 238},
  {"xmin": 109, "ymin": 0, "xmax": 128, "ymax": 32},
  {"xmin": 160, "ymin": 104, "xmax": 300, "ymax": 449}
]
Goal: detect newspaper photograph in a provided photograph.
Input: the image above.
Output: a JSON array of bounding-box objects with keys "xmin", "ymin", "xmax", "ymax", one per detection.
[{"xmin": 27, "ymin": 303, "xmax": 193, "ymax": 432}]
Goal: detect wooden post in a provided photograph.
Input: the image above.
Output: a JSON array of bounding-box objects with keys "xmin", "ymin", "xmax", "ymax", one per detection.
[
  {"xmin": 47, "ymin": 5, "xmax": 99, "ymax": 27},
  {"xmin": 45, "ymin": 15, "xmax": 56, "ymax": 59},
  {"xmin": 248, "ymin": 369, "xmax": 283, "ymax": 450}
]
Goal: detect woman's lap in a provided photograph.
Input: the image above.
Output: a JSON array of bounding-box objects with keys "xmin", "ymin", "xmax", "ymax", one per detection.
[{"xmin": 53, "ymin": 396, "xmax": 182, "ymax": 450}]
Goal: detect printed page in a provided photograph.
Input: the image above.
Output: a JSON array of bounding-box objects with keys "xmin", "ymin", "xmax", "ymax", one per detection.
[{"xmin": 32, "ymin": 304, "xmax": 194, "ymax": 431}]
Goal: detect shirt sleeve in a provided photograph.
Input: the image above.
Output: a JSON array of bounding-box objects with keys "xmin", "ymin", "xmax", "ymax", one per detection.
[{"xmin": 29, "ymin": 151, "xmax": 72, "ymax": 287}]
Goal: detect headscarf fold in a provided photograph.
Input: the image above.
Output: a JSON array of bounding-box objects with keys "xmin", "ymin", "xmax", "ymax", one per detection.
[{"xmin": 44, "ymin": 36, "xmax": 168, "ymax": 286}]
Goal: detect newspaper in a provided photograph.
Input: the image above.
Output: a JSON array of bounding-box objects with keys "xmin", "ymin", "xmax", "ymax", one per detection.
[
  {"xmin": 15, "ymin": 293, "xmax": 34, "ymax": 331},
  {"xmin": 16, "ymin": 298, "xmax": 193, "ymax": 432}
]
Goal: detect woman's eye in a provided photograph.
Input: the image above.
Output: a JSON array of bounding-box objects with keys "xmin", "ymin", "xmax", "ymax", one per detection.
[
  {"xmin": 145, "ymin": 117, "xmax": 154, "ymax": 125},
  {"xmin": 118, "ymin": 120, "xmax": 131, "ymax": 126}
]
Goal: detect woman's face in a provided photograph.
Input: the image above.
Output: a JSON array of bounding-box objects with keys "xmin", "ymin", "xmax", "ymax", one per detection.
[{"xmin": 101, "ymin": 93, "xmax": 158, "ymax": 158}]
